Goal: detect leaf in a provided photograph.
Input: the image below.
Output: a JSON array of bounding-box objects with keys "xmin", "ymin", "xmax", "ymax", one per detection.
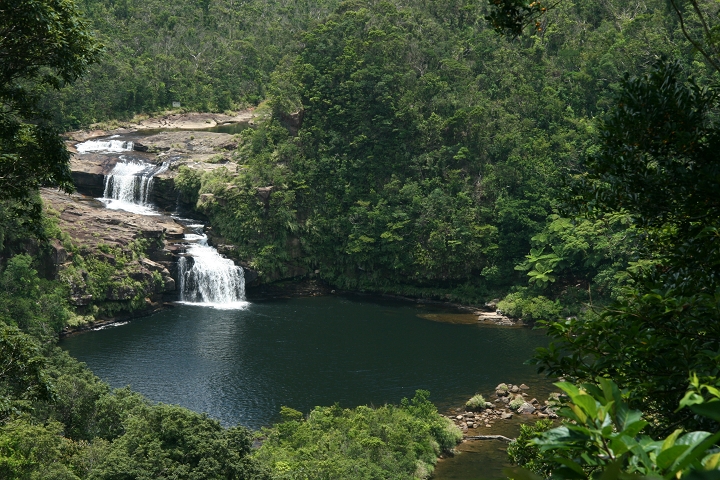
[
  {"xmin": 661, "ymin": 429, "xmax": 683, "ymax": 451},
  {"xmin": 502, "ymin": 467, "xmax": 543, "ymax": 480},
  {"xmin": 689, "ymin": 401, "xmax": 720, "ymax": 422},
  {"xmin": 553, "ymin": 457, "xmax": 588, "ymax": 476},
  {"xmin": 621, "ymin": 420, "xmax": 649, "ymax": 439},
  {"xmin": 555, "ymin": 382, "xmax": 581, "ymax": 398},
  {"xmin": 656, "ymin": 444, "xmax": 689, "ymax": 470},
  {"xmin": 703, "ymin": 452, "xmax": 720, "ymax": 470},
  {"xmin": 667, "ymin": 431, "xmax": 720, "ymax": 477},
  {"xmin": 573, "ymin": 394, "xmax": 600, "ymax": 420},
  {"xmin": 598, "ymin": 459, "xmax": 625, "ymax": 480}
]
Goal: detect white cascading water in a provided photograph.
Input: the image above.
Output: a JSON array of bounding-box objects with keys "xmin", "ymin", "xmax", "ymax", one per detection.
[
  {"xmin": 177, "ymin": 230, "xmax": 248, "ymax": 309},
  {"xmin": 101, "ymin": 158, "xmax": 168, "ymax": 215},
  {"xmin": 76, "ymin": 137, "xmax": 134, "ymax": 153},
  {"xmin": 77, "ymin": 135, "xmax": 249, "ymax": 309}
]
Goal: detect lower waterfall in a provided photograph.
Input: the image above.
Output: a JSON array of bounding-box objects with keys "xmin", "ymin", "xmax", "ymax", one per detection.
[
  {"xmin": 101, "ymin": 158, "xmax": 168, "ymax": 215},
  {"xmin": 177, "ymin": 231, "xmax": 248, "ymax": 309}
]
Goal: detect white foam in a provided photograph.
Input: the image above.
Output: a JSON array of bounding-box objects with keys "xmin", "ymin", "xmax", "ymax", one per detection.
[
  {"xmin": 177, "ymin": 234, "xmax": 247, "ymax": 306},
  {"xmin": 99, "ymin": 159, "xmax": 169, "ymax": 215},
  {"xmin": 176, "ymin": 300, "xmax": 250, "ymax": 310},
  {"xmin": 76, "ymin": 139, "xmax": 134, "ymax": 153}
]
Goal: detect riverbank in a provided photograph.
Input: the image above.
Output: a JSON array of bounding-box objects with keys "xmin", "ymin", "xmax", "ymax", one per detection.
[{"xmin": 65, "ymin": 110, "xmax": 262, "ymax": 142}]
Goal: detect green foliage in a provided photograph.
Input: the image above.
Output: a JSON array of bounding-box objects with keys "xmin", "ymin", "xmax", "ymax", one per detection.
[
  {"xmin": 59, "ymin": 242, "xmax": 156, "ymax": 318},
  {"xmin": 506, "ymin": 378, "xmax": 720, "ymax": 479},
  {"xmin": 92, "ymin": 403, "xmax": 267, "ymax": 480},
  {"xmin": 0, "ymin": 324, "xmax": 52, "ymax": 420},
  {"xmin": 485, "ymin": 0, "xmax": 548, "ymax": 36},
  {"xmin": 0, "ymin": 418, "xmax": 80, "ymax": 480},
  {"xmin": 497, "ymin": 289, "xmax": 561, "ymax": 322},
  {"xmin": 535, "ymin": 60, "xmax": 720, "ymax": 433},
  {"xmin": 186, "ymin": 0, "xmax": 707, "ymax": 301},
  {"xmin": 44, "ymin": 0, "xmax": 341, "ymax": 126},
  {"xmin": 174, "ymin": 166, "xmax": 202, "ymax": 205},
  {"xmin": 507, "ymin": 419, "xmax": 555, "ymax": 477},
  {"xmin": 509, "ymin": 395, "xmax": 526, "ymax": 411},
  {"xmin": 466, "ymin": 394, "xmax": 488, "ymax": 411},
  {"xmin": 0, "ymin": 0, "xmax": 101, "ymax": 206},
  {"xmin": 0, "ymin": 255, "xmax": 73, "ymax": 337},
  {"xmin": 254, "ymin": 390, "xmax": 461, "ymax": 480}
]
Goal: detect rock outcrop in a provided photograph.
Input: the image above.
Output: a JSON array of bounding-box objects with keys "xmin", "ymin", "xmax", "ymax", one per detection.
[
  {"xmin": 68, "ymin": 131, "xmax": 241, "ymax": 211},
  {"xmin": 42, "ymin": 189, "xmax": 187, "ymax": 324}
]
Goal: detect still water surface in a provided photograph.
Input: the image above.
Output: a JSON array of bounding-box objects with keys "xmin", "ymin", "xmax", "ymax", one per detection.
[{"xmin": 62, "ymin": 295, "xmax": 548, "ymax": 477}]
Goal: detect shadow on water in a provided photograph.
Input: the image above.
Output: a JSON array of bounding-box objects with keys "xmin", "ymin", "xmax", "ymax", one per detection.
[{"xmin": 61, "ymin": 294, "xmax": 550, "ymax": 479}]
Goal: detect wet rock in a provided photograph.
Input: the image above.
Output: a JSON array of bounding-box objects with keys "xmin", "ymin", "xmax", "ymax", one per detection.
[
  {"xmin": 501, "ymin": 412, "xmax": 513, "ymax": 420},
  {"xmin": 149, "ymin": 249, "xmax": 174, "ymax": 262},
  {"xmin": 163, "ymin": 276, "xmax": 176, "ymax": 292},
  {"xmin": 495, "ymin": 383, "xmax": 509, "ymax": 396},
  {"xmin": 484, "ymin": 298, "xmax": 500, "ymax": 309},
  {"xmin": 510, "ymin": 385, "xmax": 520, "ymax": 393},
  {"xmin": 520, "ymin": 384, "xmax": 530, "ymax": 390},
  {"xmin": 141, "ymin": 258, "xmax": 169, "ymax": 274},
  {"xmin": 517, "ymin": 402, "xmax": 536, "ymax": 415}
]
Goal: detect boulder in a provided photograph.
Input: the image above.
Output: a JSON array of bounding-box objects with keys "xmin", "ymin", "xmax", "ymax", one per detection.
[
  {"xmin": 163, "ymin": 276, "xmax": 176, "ymax": 292},
  {"xmin": 517, "ymin": 402, "xmax": 536, "ymax": 415},
  {"xmin": 141, "ymin": 257, "xmax": 170, "ymax": 274}
]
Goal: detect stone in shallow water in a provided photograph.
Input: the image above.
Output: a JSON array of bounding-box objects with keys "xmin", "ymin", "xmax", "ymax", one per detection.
[{"xmin": 517, "ymin": 402, "xmax": 536, "ymax": 414}]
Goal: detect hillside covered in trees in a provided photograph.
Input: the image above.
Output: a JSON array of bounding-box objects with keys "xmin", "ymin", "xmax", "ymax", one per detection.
[{"xmin": 2, "ymin": 0, "xmax": 720, "ymax": 478}]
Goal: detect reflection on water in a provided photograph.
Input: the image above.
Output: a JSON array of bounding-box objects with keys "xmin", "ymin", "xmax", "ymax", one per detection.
[{"xmin": 61, "ymin": 295, "xmax": 549, "ymax": 478}]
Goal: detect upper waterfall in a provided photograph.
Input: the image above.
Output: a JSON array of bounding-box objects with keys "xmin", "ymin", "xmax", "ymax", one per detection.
[
  {"xmin": 76, "ymin": 137, "xmax": 134, "ymax": 153},
  {"xmin": 100, "ymin": 158, "xmax": 168, "ymax": 215}
]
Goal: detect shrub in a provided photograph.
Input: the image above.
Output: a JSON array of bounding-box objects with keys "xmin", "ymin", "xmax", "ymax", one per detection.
[
  {"xmin": 507, "ymin": 419, "xmax": 555, "ymax": 476},
  {"xmin": 497, "ymin": 290, "xmax": 561, "ymax": 321},
  {"xmin": 509, "ymin": 395, "xmax": 525, "ymax": 410},
  {"xmin": 254, "ymin": 390, "xmax": 461, "ymax": 479},
  {"xmin": 465, "ymin": 394, "xmax": 487, "ymax": 411}
]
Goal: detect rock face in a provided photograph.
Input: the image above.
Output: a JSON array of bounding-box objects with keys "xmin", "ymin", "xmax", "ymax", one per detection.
[
  {"xmin": 68, "ymin": 130, "xmax": 241, "ymax": 211},
  {"xmin": 41, "ymin": 189, "xmax": 186, "ymax": 322}
]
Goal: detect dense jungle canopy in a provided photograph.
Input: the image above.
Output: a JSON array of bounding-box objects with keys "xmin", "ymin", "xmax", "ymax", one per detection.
[{"xmin": 1, "ymin": 0, "xmax": 720, "ymax": 478}]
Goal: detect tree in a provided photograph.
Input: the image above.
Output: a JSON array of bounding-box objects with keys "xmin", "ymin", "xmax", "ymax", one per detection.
[
  {"xmin": 0, "ymin": 0, "xmax": 101, "ymax": 205},
  {"xmin": 0, "ymin": 324, "xmax": 53, "ymax": 421}
]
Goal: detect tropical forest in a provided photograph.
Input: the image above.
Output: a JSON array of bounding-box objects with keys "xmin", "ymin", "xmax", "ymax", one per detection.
[{"xmin": 1, "ymin": 0, "xmax": 720, "ymax": 478}]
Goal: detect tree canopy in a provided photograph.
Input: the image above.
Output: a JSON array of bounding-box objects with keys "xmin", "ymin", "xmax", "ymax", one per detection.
[{"xmin": 0, "ymin": 0, "xmax": 101, "ymax": 204}]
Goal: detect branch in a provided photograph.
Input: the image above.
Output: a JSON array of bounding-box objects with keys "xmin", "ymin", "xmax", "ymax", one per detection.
[
  {"xmin": 669, "ymin": 0, "xmax": 720, "ymax": 74},
  {"xmin": 465, "ymin": 435, "xmax": 515, "ymax": 442}
]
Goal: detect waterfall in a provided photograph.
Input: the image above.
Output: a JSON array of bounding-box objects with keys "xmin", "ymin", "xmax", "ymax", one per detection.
[
  {"xmin": 76, "ymin": 138, "xmax": 134, "ymax": 153},
  {"xmin": 100, "ymin": 158, "xmax": 168, "ymax": 215},
  {"xmin": 178, "ymin": 232, "xmax": 248, "ymax": 310}
]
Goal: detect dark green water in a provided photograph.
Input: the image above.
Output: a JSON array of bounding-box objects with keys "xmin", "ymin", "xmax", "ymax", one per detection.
[{"xmin": 61, "ymin": 294, "xmax": 548, "ymax": 478}]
